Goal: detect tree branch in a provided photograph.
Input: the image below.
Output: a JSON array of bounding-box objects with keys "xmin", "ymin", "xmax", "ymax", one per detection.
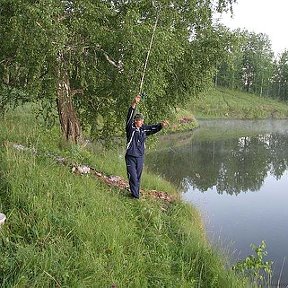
[
  {"xmin": 71, "ymin": 89, "xmax": 84, "ymax": 97},
  {"xmin": 95, "ymin": 45, "xmax": 124, "ymax": 72}
]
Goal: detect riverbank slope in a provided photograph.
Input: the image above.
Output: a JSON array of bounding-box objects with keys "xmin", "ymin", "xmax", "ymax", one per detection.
[
  {"xmin": 169, "ymin": 87, "xmax": 288, "ymax": 133},
  {"xmin": 192, "ymin": 87, "xmax": 288, "ymax": 119},
  {"xmin": 0, "ymin": 105, "xmax": 247, "ymax": 287}
]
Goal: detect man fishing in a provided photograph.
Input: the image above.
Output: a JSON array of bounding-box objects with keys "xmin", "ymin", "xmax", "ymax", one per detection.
[{"xmin": 125, "ymin": 94, "xmax": 168, "ymax": 199}]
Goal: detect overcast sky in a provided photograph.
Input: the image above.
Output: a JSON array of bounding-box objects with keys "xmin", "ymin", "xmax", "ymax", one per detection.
[{"xmin": 219, "ymin": 0, "xmax": 288, "ymax": 55}]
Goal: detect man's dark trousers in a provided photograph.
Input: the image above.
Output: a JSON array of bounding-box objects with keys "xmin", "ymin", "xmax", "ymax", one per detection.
[{"xmin": 125, "ymin": 155, "xmax": 144, "ymax": 198}]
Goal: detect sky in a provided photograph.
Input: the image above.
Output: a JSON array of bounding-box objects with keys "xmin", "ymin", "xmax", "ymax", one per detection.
[{"xmin": 218, "ymin": 0, "xmax": 288, "ymax": 55}]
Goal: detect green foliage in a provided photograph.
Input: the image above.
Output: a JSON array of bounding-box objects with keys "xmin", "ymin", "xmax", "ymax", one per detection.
[
  {"xmin": 215, "ymin": 29, "xmax": 275, "ymax": 95},
  {"xmin": 233, "ymin": 241, "xmax": 273, "ymax": 287},
  {"xmin": 214, "ymin": 27, "xmax": 288, "ymax": 101},
  {"xmin": 274, "ymin": 50, "xmax": 288, "ymax": 100},
  {"xmin": 0, "ymin": 0, "xmax": 236, "ymax": 141}
]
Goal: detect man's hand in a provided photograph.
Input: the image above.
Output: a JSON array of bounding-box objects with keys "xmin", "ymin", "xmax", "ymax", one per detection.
[
  {"xmin": 131, "ymin": 95, "xmax": 141, "ymax": 108},
  {"xmin": 161, "ymin": 120, "xmax": 169, "ymax": 128}
]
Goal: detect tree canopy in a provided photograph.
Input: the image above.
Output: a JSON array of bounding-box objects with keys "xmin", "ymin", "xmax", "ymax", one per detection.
[
  {"xmin": 0, "ymin": 0, "xmax": 236, "ymax": 142},
  {"xmin": 215, "ymin": 28, "xmax": 288, "ymax": 101}
]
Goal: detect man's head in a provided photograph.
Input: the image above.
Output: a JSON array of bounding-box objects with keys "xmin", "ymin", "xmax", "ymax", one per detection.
[{"xmin": 134, "ymin": 113, "xmax": 144, "ymax": 128}]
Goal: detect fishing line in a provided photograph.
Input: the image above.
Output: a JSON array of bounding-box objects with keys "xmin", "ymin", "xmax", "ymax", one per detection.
[{"xmin": 139, "ymin": 5, "xmax": 161, "ymax": 98}]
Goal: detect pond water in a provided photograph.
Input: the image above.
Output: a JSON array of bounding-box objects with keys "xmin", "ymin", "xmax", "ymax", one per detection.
[{"xmin": 146, "ymin": 119, "xmax": 288, "ymax": 286}]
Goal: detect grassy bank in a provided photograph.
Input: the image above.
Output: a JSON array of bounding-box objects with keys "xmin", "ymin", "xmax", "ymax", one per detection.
[
  {"xmin": 188, "ymin": 87, "xmax": 288, "ymax": 119},
  {"xmin": 164, "ymin": 87, "xmax": 288, "ymax": 135},
  {"xmin": 0, "ymin": 105, "xmax": 246, "ymax": 287}
]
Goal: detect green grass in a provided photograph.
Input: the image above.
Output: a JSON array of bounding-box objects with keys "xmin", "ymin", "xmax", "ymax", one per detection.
[
  {"xmin": 0, "ymin": 105, "xmax": 247, "ymax": 287},
  {"xmin": 188, "ymin": 86, "xmax": 288, "ymax": 119},
  {"xmin": 165, "ymin": 107, "xmax": 198, "ymax": 133},
  {"xmin": 166, "ymin": 86, "xmax": 288, "ymax": 135}
]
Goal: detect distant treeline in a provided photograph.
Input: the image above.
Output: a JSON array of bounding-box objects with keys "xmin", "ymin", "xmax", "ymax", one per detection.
[{"xmin": 215, "ymin": 28, "xmax": 288, "ymax": 100}]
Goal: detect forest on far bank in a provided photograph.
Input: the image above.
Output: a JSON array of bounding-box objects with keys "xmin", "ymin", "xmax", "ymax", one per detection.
[{"xmin": 214, "ymin": 28, "xmax": 288, "ymax": 101}]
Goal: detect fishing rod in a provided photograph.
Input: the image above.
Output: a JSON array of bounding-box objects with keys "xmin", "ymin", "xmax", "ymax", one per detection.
[{"xmin": 139, "ymin": 5, "xmax": 161, "ymax": 100}]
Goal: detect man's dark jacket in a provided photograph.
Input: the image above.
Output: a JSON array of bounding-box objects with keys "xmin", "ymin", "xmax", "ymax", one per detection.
[{"xmin": 125, "ymin": 106, "xmax": 162, "ymax": 157}]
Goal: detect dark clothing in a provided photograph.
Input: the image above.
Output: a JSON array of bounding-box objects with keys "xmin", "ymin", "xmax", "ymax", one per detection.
[
  {"xmin": 125, "ymin": 155, "xmax": 144, "ymax": 199},
  {"xmin": 126, "ymin": 106, "xmax": 162, "ymax": 157},
  {"xmin": 125, "ymin": 106, "xmax": 162, "ymax": 198}
]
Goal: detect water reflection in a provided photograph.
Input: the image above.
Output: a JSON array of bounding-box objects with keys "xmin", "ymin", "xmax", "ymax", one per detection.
[
  {"xmin": 146, "ymin": 120, "xmax": 288, "ymax": 286},
  {"xmin": 147, "ymin": 133, "xmax": 288, "ymax": 196}
]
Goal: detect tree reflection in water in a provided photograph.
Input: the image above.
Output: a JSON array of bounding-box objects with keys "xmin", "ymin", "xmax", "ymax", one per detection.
[
  {"xmin": 147, "ymin": 122, "xmax": 288, "ymax": 286},
  {"xmin": 146, "ymin": 133, "xmax": 288, "ymax": 196}
]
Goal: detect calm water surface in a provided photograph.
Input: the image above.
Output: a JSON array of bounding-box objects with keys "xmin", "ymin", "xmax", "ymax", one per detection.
[{"xmin": 146, "ymin": 120, "xmax": 288, "ymax": 286}]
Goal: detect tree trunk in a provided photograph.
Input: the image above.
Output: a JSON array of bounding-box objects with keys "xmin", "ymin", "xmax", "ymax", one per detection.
[
  {"xmin": 260, "ymin": 77, "xmax": 263, "ymax": 97},
  {"xmin": 56, "ymin": 67, "xmax": 82, "ymax": 144}
]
